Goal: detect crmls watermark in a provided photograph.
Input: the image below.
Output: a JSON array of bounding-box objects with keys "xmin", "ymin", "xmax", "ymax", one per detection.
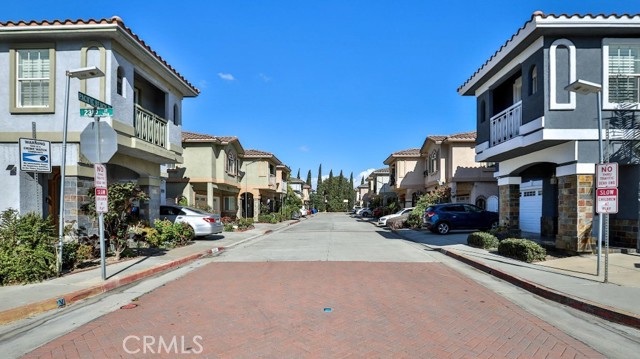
[{"xmin": 122, "ymin": 335, "xmax": 204, "ymax": 354}]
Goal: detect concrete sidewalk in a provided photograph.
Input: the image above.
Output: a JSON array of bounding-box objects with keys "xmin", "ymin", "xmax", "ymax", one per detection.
[
  {"xmin": 393, "ymin": 227, "xmax": 640, "ymax": 329},
  {"xmin": 0, "ymin": 219, "xmax": 302, "ymax": 325}
]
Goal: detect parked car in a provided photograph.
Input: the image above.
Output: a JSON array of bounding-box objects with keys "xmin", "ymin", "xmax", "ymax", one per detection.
[
  {"xmin": 159, "ymin": 205, "xmax": 223, "ymax": 237},
  {"xmin": 357, "ymin": 207, "xmax": 373, "ymax": 217},
  {"xmin": 350, "ymin": 206, "xmax": 362, "ymax": 214},
  {"xmin": 422, "ymin": 203, "xmax": 498, "ymax": 235},
  {"xmin": 377, "ymin": 207, "xmax": 414, "ymax": 227}
]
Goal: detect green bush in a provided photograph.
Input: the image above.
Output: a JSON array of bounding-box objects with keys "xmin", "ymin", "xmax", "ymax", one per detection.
[
  {"xmin": 76, "ymin": 243, "xmax": 95, "ymax": 263},
  {"xmin": 467, "ymin": 232, "xmax": 499, "ymax": 249},
  {"xmin": 223, "ymin": 224, "xmax": 235, "ymax": 232},
  {"xmin": 406, "ymin": 213, "xmax": 422, "ymax": 229},
  {"xmin": 258, "ymin": 214, "xmax": 273, "ymax": 223},
  {"xmin": 62, "ymin": 241, "xmax": 80, "ymax": 270},
  {"xmin": 489, "ymin": 226, "xmax": 522, "ymax": 241},
  {"xmin": 498, "ymin": 238, "xmax": 547, "ymax": 263},
  {"xmin": 148, "ymin": 219, "xmax": 194, "ymax": 248},
  {"xmin": 0, "ymin": 246, "xmax": 56, "ymax": 285},
  {"xmin": 236, "ymin": 218, "xmax": 254, "ymax": 230}
]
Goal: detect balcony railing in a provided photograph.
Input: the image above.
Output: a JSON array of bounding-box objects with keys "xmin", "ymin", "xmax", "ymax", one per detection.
[
  {"xmin": 135, "ymin": 104, "xmax": 167, "ymax": 148},
  {"xmin": 268, "ymin": 175, "xmax": 276, "ymax": 187},
  {"xmin": 490, "ymin": 101, "xmax": 521, "ymax": 147}
]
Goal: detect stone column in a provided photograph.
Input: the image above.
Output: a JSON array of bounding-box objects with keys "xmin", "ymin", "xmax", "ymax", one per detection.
[
  {"xmin": 556, "ymin": 174, "xmax": 594, "ymax": 253},
  {"xmin": 497, "ymin": 177, "xmax": 520, "ymax": 230}
]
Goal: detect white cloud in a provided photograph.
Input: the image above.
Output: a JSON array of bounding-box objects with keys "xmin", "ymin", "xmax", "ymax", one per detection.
[
  {"xmin": 299, "ymin": 145, "xmax": 310, "ymax": 152},
  {"xmin": 218, "ymin": 72, "xmax": 235, "ymax": 81},
  {"xmin": 259, "ymin": 73, "xmax": 271, "ymax": 82},
  {"xmin": 356, "ymin": 168, "xmax": 376, "ymax": 187}
]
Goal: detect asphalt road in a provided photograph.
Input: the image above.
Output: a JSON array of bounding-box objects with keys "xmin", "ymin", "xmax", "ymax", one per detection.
[{"xmin": 8, "ymin": 213, "xmax": 640, "ymax": 358}]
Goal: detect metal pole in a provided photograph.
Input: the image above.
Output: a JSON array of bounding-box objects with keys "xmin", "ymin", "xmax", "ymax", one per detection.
[
  {"xmin": 99, "ymin": 212, "xmax": 106, "ymax": 280},
  {"xmin": 596, "ymin": 91, "xmax": 604, "ymax": 277},
  {"xmin": 57, "ymin": 74, "xmax": 71, "ymax": 275}
]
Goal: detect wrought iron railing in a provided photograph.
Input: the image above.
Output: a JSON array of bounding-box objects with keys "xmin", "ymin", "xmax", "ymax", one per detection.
[{"xmin": 134, "ymin": 104, "xmax": 167, "ymax": 148}]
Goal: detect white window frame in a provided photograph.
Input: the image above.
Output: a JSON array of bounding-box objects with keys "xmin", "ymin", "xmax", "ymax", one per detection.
[
  {"xmin": 10, "ymin": 45, "xmax": 56, "ymax": 113},
  {"xmin": 549, "ymin": 39, "xmax": 576, "ymax": 110},
  {"xmin": 603, "ymin": 38, "xmax": 640, "ymax": 110},
  {"xmin": 428, "ymin": 150, "xmax": 439, "ymax": 174},
  {"xmin": 226, "ymin": 150, "xmax": 237, "ymax": 175}
]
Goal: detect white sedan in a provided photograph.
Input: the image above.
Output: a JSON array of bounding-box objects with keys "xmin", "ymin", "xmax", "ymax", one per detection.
[{"xmin": 377, "ymin": 207, "xmax": 414, "ymax": 226}]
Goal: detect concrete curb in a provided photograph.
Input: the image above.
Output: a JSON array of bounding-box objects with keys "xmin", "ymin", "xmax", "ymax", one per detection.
[
  {"xmin": 0, "ymin": 247, "xmax": 224, "ymax": 325},
  {"xmin": 439, "ymin": 247, "xmax": 640, "ymax": 330}
]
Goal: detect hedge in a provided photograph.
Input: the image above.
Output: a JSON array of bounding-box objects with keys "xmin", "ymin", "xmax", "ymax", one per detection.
[
  {"xmin": 467, "ymin": 232, "xmax": 499, "ymax": 249},
  {"xmin": 498, "ymin": 238, "xmax": 547, "ymax": 263}
]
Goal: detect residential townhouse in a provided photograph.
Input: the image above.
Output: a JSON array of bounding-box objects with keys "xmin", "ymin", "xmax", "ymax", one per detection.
[
  {"xmin": 420, "ymin": 131, "xmax": 498, "ymax": 211},
  {"xmin": 240, "ymin": 149, "xmax": 288, "ymax": 220},
  {"xmin": 289, "ymin": 177, "xmax": 311, "ymax": 208},
  {"xmin": 166, "ymin": 132, "xmax": 244, "ymax": 218},
  {"xmin": 355, "ymin": 182, "xmax": 368, "ymax": 207},
  {"xmin": 459, "ymin": 12, "xmax": 640, "ymax": 251},
  {"xmin": 384, "ymin": 149, "xmax": 424, "ymax": 207},
  {"xmin": 0, "ymin": 17, "xmax": 198, "ymax": 234},
  {"xmin": 362, "ymin": 167, "xmax": 393, "ymax": 208}
]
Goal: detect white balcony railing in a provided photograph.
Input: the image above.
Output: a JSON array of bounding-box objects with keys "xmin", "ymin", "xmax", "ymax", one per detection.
[
  {"xmin": 135, "ymin": 104, "xmax": 167, "ymax": 148},
  {"xmin": 268, "ymin": 175, "xmax": 276, "ymax": 187},
  {"xmin": 490, "ymin": 101, "xmax": 521, "ymax": 147}
]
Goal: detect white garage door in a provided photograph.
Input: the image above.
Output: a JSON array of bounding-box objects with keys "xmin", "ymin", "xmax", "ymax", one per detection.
[{"xmin": 519, "ymin": 181, "xmax": 542, "ymax": 234}]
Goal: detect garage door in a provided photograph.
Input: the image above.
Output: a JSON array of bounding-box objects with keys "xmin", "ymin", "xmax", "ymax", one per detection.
[{"xmin": 519, "ymin": 181, "xmax": 542, "ymax": 234}]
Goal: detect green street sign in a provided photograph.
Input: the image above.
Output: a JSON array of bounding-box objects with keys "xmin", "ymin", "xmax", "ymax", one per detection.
[
  {"xmin": 80, "ymin": 108, "xmax": 114, "ymax": 117},
  {"xmin": 78, "ymin": 92, "xmax": 112, "ymax": 109}
]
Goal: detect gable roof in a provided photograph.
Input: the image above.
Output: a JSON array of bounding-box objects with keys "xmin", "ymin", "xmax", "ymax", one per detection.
[
  {"xmin": 0, "ymin": 16, "xmax": 199, "ymax": 96},
  {"xmin": 383, "ymin": 148, "xmax": 421, "ymax": 165},
  {"xmin": 242, "ymin": 149, "xmax": 283, "ymax": 165},
  {"xmin": 458, "ymin": 12, "xmax": 640, "ymax": 96},
  {"xmin": 420, "ymin": 131, "xmax": 476, "ymax": 154},
  {"xmin": 182, "ymin": 131, "xmax": 244, "ymax": 152}
]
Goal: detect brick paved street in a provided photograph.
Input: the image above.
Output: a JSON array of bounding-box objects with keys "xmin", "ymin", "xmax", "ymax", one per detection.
[{"xmin": 22, "ymin": 261, "xmax": 604, "ymax": 358}]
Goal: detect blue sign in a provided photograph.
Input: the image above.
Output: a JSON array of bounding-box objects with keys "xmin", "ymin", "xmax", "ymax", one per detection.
[{"xmin": 19, "ymin": 138, "xmax": 51, "ymax": 173}]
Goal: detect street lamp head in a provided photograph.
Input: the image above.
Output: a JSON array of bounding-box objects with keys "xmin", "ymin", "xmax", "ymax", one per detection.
[
  {"xmin": 565, "ymin": 79, "xmax": 602, "ymax": 95},
  {"xmin": 66, "ymin": 66, "xmax": 105, "ymax": 80}
]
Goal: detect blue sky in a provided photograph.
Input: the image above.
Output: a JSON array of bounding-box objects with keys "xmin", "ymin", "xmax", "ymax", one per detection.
[{"xmin": 4, "ymin": 1, "xmax": 640, "ymax": 186}]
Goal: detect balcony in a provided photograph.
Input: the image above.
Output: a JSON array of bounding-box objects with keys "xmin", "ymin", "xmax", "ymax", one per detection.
[
  {"xmin": 268, "ymin": 175, "xmax": 276, "ymax": 188},
  {"xmin": 490, "ymin": 101, "xmax": 521, "ymax": 147},
  {"xmin": 135, "ymin": 104, "xmax": 167, "ymax": 148}
]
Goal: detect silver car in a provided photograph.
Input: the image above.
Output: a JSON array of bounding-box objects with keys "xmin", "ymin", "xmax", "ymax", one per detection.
[{"xmin": 159, "ymin": 205, "xmax": 223, "ymax": 237}]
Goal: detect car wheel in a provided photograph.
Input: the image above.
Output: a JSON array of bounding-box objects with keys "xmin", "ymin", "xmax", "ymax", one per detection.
[
  {"xmin": 362, "ymin": 212, "xmax": 369, "ymax": 218},
  {"xmin": 436, "ymin": 222, "xmax": 450, "ymax": 235}
]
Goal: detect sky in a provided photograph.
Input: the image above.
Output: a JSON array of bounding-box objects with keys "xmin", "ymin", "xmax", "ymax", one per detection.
[{"xmin": 4, "ymin": 0, "xmax": 640, "ymax": 187}]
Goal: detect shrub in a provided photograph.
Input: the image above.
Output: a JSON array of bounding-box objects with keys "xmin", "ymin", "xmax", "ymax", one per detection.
[
  {"xmin": 388, "ymin": 217, "xmax": 406, "ymax": 230},
  {"xmin": 489, "ymin": 226, "xmax": 522, "ymax": 241},
  {"xmin": 236, "ymin": 218, "xmax": 254, "ymax": 231},
  {"xmin": 148, "ymin": 220, "xmax": 194, "ymax": 248},
  {"xmin": 62, "ymin": 241, "xmax": 80, "ymax": 270},
  {"xmin": 467, "ymin": 232, "xmax": 499, "ymax": 249},
  {"xmin": 406, "ymin": 213, "xmax": 422, "ymax": 229},
  {"xmin": 0, "ymin": 246, "xmax": 56, "ymax": 285},
  {"xmin": 223, "ymin": 224, "xmax": 235, "ymax": 232},
  {"xmin": 76, "ymin": 243, "xmax": 95, "ymax": 263},
  {"xmin": 258, "ymin": 214, "xmax": 273, "ymax": 223},
  {"xmin": 498, "ymin": 238, "xmax": 547, "ymax": 263}
]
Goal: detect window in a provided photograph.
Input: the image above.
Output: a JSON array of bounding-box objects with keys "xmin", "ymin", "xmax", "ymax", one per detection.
[
  {"xmin": 116, "ymin": 66, "xmax": 125, "ymax": 96},
  {"xmin": 11, "ymin": 47, "xmax": 55, "ymax": 112},
  {"xmin": 223, "ymin": 197, "xmax": 236, "ymax": 211},
  {"xmin": 226, "ymin": 151, "xmax": 237, "ymax": 175},
  {"xmin": 529, "ymin": 65, "xmax": 538, "ymax": 95},
  {"xmin": 513, "ymin": 76, "xmax": 522, "ymax": 103},
  {"xmin": 428, "ymin": 150, "xmax": 439, "ymax": 174},
  {"xmin": 605, "ymin": 40, "xmax": 640, "ymax": 106},
  {"xmin": 476, "ymin": 197, "xmax": 486, "ymax": 210},
  {"xmin": 173, "ymin": 104, "xmax": 180, "ymax": 125}
]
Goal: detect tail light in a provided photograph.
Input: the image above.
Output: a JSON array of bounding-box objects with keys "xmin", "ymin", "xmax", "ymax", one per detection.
[{"xmin": 203, "ymin": 217, "xmax": 217, "ymax": 223}]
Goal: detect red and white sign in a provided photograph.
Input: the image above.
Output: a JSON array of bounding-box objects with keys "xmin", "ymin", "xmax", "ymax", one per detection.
[
  {"xmin": 596, "ymin": 188, "xmax": 618, "ymax": 214},
  {"xmin": 596, "ymin": 163, "xmax": 618, "ymax": 188},
  {"xmin": 94, "ymin": 164, "xmax": 108, "ymax": 213}
]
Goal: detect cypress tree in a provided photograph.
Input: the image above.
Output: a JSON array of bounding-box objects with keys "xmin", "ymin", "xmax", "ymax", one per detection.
[{"xmin": 306, "ymin": 170, "xmax": 312, "ymax": 186}]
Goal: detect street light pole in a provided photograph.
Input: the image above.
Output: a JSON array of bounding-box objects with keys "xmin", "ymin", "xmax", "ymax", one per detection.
[
  {"xmin": 565, "ymin": 79, "xmax": 605, "ymax": 279},
  {"xmin": 57, "ymin": 66, "xmax": 105, "ymax": 275}
]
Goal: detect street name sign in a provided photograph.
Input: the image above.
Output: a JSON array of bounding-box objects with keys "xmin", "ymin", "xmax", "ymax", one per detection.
[
  {"xmin": 78, "ymin": 92, "xmax": 112, "ymax": 109},
  {"xmin": 596, "ymin": 188, "xmax": 618, "ymax": 214},
  {"xmin": 19, "ymin": 138, "xmax": 51, "ymax": 173},
  {"xmin": 596, "ymin": 163, "xmax": 618, "ymax": 188},
  {"xmin": 94, "ymin": 164, "xmax": 108, "ymax": 213},
  {"xmin": 80, "ymin": 108, "xmax": 113, "ymax": 117}
]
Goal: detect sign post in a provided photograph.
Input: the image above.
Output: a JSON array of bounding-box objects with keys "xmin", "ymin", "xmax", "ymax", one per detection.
[
  {"xmin": 78, "ymin": 93, "xmax": 115, "ymax": 281},
  {"xmin": 596, "ymin": 163, "xmax": 618, "ymax": 283}
]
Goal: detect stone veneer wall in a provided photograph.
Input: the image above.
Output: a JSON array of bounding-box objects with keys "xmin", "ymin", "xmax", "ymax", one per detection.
[
  {"xmin": 556, "ymin": 174, "xmax": 594, "ymax": 253},
  {"xmin": 63, "ymin": 176, "xmax": 94, "ymax": 237},
  {"xmin": 499, "ymin": 184, "xmax": 520, "ymax": 229},
  {"xmin": 610, "ymin": 218, "xmax": 639, "ymax": 248}
]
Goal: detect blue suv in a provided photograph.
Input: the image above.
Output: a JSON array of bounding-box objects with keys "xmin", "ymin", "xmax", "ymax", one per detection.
[{"xmin": 422, "ymin": 203, "xmax": 498, "ymax": 235}]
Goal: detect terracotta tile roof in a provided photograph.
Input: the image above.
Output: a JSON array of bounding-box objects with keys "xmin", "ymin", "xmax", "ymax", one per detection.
[
  {"xmin": 391, "ymin": 148, "xmax": 421, "ymax": 157},
  {"xmin": 0, "ymin": 16, "xmax": 199, "ymax": 95},
  {"xmin": 446, "ymin": 131, "xmax": 476, "ymax": 140},
  {"xmin": 242, "ymin": 149, "xmax": 283, "ymax": 165},
  {"xmin": 182, "ymin": 131, "xmax": 218, "ymax": 142},
  {"xmin": 458, "ymin": 12, "xmax": 640, "ymax": 94},
  {"xmin": 372, "ymin": 167, "xmax": 390, "ymax": 174}
]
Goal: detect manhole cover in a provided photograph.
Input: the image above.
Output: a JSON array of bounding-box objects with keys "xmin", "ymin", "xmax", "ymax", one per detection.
[{"xmin": 120, "ymin": 303, "xmax": 138, "ymax": 310}]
